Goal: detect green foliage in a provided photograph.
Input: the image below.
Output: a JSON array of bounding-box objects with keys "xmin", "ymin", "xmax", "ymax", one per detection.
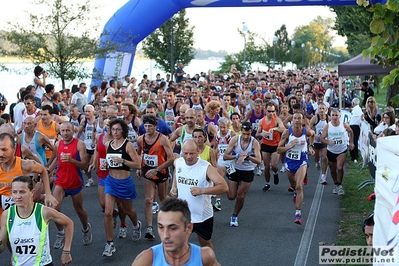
[
  {"xmin": 361, "ymin": 2, "xmax": 399, "ymax": 106},
  {"xmin": 291, "ymin": 17, "xmax": 336, "ymax": 68},
  {"xmin": 142, "ymin": 9, "xmax": 195, "ymax": 77},
  {"xmin": 330, "ymin": 6, "xmax": 373, "ymax": 55},
  {"xmin": 1, "ymin": 0, "xmax": 118, "ymax": 89}
]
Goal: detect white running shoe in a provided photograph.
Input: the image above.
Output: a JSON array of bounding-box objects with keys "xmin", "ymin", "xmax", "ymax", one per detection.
[
  {"xmin": 118, "ymin": 226, "xmax": 127, "ymax": 239},
  {"xmin": 132, "ymin": 221, "xmax": 142, "ymax": 241},
  {"xmin": 54, "ymin": 233, "xmax": 65, "ymax": 249},
  {"xmin": 260, "ymin": 161, "xmax": 265, "ymax": 171},
  {"xmin": 280, "ymin": 166, "xmax": 286, "ymax": 173},
  {"xmin": 102, "ymin": 243, "xmax": 116, "ymax": 257},
  {"xmin": 85, "ymin": 179, "xmax": 94, "ymax": 187},
  {"xmin": 254, "ymin": 166, "xmax": 262, "ymax": 176}
]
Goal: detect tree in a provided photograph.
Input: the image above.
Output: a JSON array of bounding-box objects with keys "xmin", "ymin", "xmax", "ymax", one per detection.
[
  {"xmin": 274, "ymin": 25, "xmax": 290, "ymax": 67},
  {"xmin": 330, "ymin": 6, "xmax": 373, "ymax": 55},
  {"xmin": 2, "ymin": 0, "xmax": 117, "ymax": 89},
  {"xmin": 292, "ymin": 17, "xmax": 336, "ymax": 68},
  {"xmin": 142, "ymin": 9, "xmax": 195, "ymax": 79},
  {"xmin": 358, "ymin": 1, "xmax": 399, "ymax": 106}
]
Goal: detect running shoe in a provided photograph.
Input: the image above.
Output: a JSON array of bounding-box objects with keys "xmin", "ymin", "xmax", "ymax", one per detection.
[
  {"xmin": 85, "ymin": 178, "xmax": 94, "ymax": 187},
  {"xmin": 102, "ymin": 243, "xmax": 116, "ymax": 257},
  {"xmin": 303, "ymin": 173, "xmax": 308, "ymax": 185},
  {"xmin": 260, "ymin": 161, "xmax": 265, "ymax": 171},
  {"xmin": 118, "ymin": 226, "xmax": 127, "ymax": 239},
  {"xmin": 213, "ymin": 200, "xmax": 221, "ymax": 211},
  {"xmin": 294, "ymin": 213, "xmax": 302, "ymax": 225},
  {"xmin": 293, "ymin": 190, "xmax": 297, "ymax": 204},
  {"xmin": 54, "ymin": 233, "xmax": 65, "ymax": 249},
  {"xmin": 132, "ymin": 221, "xmax": 142, "ymax": 241},
  {"xmin": 152, "ymin": 202, "xmax": 159, "ymax": 214},
  {"xmin": 82, "ymin": 223, "xmax": 92, "ymax": 245},
  {"xmin": 337, "ymin": 185, "xmax": 345, "ymax": 195},
  {"xmin": 354, "ymin": 159, "xmax": 358, "ymax": 164},
  {"xmin": 254, "ymin": 166, "xmax": 262, "ymax": 176},
  {"xmin": 332, "ymin": 185, "xmax": 338, "ymax": 194},
  {"xmin": 112, "ymin": 209, "xmax": 119, "ymax": 229},
  {"xmin": 273, "ymin": 172, "xmax": 279, "ymax": 185},
  {"xmin": 288, "ymin": 186, "xmax": 294, "ymax": 193},
  {"xmin": 230, "ymin": 215, "xmax": 238, "ymax": 227},
  {"xmin": 280, "ymin": 166, "xmax": 286, "ymax": 173},
  {"xmin": 316, "ymin": 161, "xmax": 321, "ymax": 171},
  {"xmin": 145, "ymin": 226, "xmax": 155, "ymax": 240},
  {"xmin": 320, "ymin": 174, "xmax": 327, "ymax": 185},
  {"xmin": 262, "ymin": 184, "xmax": 271, "ymax": 192}
]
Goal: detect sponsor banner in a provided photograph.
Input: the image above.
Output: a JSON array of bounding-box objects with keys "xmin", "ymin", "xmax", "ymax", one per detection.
[
  {"xmin": 360, "ymin": 121, "xmax": 370, "ymax": 168},
  {"xmin": 374, "ymin": 136, "xmax": 399, "ymax": 266},
  {"xmin": 319, "ymin": 246, "xmax": 397, "ymax": 265},
  {"xmin": 102, "ymin": 52, "xmax": 132, "ymax": 81}
]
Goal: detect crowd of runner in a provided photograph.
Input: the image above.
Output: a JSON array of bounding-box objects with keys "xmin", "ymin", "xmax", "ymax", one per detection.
[{"xmin": 0, "ymin": 63, "xmax": 397, "ymax": 264}]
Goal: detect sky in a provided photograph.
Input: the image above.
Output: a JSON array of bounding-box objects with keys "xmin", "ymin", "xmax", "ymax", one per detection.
[{"xmin": 2, "ymin": 0, "xmax": 346, "ymax": 53}]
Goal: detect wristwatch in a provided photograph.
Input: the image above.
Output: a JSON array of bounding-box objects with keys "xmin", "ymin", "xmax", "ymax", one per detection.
[
  {"xmin": 121, "ymin": 159, "xmax": 125, "ymax": 164},
  {"xmin": 155, "ymin": 168, "xmax": 160, "ymax": 172}
]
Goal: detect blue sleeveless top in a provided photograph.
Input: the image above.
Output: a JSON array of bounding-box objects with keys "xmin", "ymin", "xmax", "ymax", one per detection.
[{"xmin": 151, "ymin": 243, "xmax": 203, "ymax": 266}]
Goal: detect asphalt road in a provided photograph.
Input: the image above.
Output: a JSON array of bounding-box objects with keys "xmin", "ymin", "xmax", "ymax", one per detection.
[{"xmin": 0, "ymin": 160, "xmax": 340, "ymax": 266}]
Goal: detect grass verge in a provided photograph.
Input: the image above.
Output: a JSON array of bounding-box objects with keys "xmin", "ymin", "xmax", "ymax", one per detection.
[{"xmin": 336, "ymin": 160, "xmax": 374, "ymax": 246}]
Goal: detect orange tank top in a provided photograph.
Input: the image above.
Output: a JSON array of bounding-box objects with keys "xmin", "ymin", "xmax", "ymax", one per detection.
[
  {"xmin": 141, "ymin": 133, "xmax": 168, "ymax": 181},
  {"xmin": 38, "ymin": 120, "xmax": 57, "ymax": 159},
  {"xmin": 260, "ymin": 116, "xmax": 280, "ymax": 146},
  {"xmin": 0, "ymin": 157, "xmax": 24, "ymax": 214}
]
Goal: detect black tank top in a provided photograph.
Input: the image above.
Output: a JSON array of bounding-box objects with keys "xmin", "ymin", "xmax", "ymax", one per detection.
[{"xmin": 106, "ymin": 139, "xmax": 131, "ymax": 171}]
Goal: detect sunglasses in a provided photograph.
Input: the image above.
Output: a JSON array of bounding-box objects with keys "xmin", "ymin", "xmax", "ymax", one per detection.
[
  {"xmin": 24, "ymin": 102, "xmax": 33, "ymax": 105},
  {"xmin": 241, "ymin": 125, "xmax": 252, "ymax": 130},
  {"xmin": 266, "ymin": 110, "xmax": 275, "ymax": 113},
  {"xmin": 114, "ymin": 101, "xmax": 121, "ymax": 104}
]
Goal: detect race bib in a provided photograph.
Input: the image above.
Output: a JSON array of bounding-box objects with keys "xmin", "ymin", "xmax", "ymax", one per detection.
[
  {"xmin": 127, "ymin": 129, "xmax": 138, "ymax": 142},
  {"xmin": 226, "ymin": 161, "xmax": 236, "ymax": 175},
  {"xmin": 218, "ymin": 144, "xmax": 228, "ymax": 155},
  {"xmin": 99, "ymin": 158, "xmax": 107, "ymax": 171},
  {"xmin": 1, "ymin": 195, "xmax": 14, "ymax": 210},
  {"xmin": 263, "ymin": 131, "xmax": 273, "ymax": 140},
  {"xmin": 106, "ymin": 153, "xmax": 123, "ymax": 167},
  {"xmin": 333, "ymin": 137, "xmax": 343, "ymax": 145},
  {"xmin": 317, "ymin": 129, "xmax": 323, "ymax": 137},
  {"xmin": 252, "ymin": 122, "xmax": 258, "ymax": 131},
  {"xmin": 287, "ymin": 149, "xmax": 300, "ymax": 160},
  {"xmin": 45, "ymin": 139, "xmax": 56, "ymax": 150},
  {"xmin": 144, "ymin": 154, "xmax": 158, "ymax": 167}
]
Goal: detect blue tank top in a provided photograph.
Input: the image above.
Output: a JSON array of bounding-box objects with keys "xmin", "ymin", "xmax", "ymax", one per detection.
[{"xmin": 151, "ymin": 243, "xmax": 203, "ymax": 266}]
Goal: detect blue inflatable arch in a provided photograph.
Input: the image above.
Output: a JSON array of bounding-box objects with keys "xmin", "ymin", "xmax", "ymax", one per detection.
[{"xmin": 92, "ymin": 0, "xmax": 385, "ymax": 85}]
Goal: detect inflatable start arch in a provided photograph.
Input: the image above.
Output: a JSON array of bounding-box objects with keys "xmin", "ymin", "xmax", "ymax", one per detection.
[{"xmin": 92, "ymin": 0, "xmax": 385, "ymax": 85}]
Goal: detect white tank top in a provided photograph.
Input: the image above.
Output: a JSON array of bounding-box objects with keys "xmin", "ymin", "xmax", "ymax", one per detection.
[
  {"xmin": 175, "ymin": 157, "xmax": 213, "ymax": 223},
  {"xmin": 96, "ymin": 119, "xmax": 103, "ymax": 135},
  {"xmin": 84, "ymin": 120, "xmax": 95, "ymax": 150},
  {"xmin": 314, "ymin": 115, "xmax": 328, "ymax": 144},
  {"xmin": 127, "ymin": 119, "xmax": 138, "ymax": 149},
  {"xmin": 233, "ymin": 135, "xmax": 256, "ymax": 171},
  {"xmin": 7, "ymin": 204, "xmax": 52, "ymax": 266},
  {"xmin": 164, "ymin": 107, "xmax": 176, "ymax": 129},
  {"xmin": 216, "ymin": 130, "xmax": 232, "ymax": 158},
  {"xmin": 327, "ymin": 121, "xmax": 348, "ymax": 154}
]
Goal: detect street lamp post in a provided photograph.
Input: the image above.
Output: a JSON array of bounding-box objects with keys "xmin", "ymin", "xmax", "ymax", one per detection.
[
  {"xmin": 291, "ymin": 40, "xmax": 295, "ymax": 70},
  {"xmin": 315, "ymin": 48, "xmax": 319, "ymax": 67},
  {"xmin": 242, "ymin": 22, "xmax": 249, "ymax": 74},
  {"xmin": 273, "ymin": 36, "xmax": 278, "ymax": 69},
  {"xmin": 170, "ymin": 16, "xmax": 175, "ymax": 81},
  {"xmin": 310, "ymin": 46, "xmax": 313, "ymax": 67},
  {"xmin": 301, "ymin": 43, "xmax": 305, "ymax": 69}
]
